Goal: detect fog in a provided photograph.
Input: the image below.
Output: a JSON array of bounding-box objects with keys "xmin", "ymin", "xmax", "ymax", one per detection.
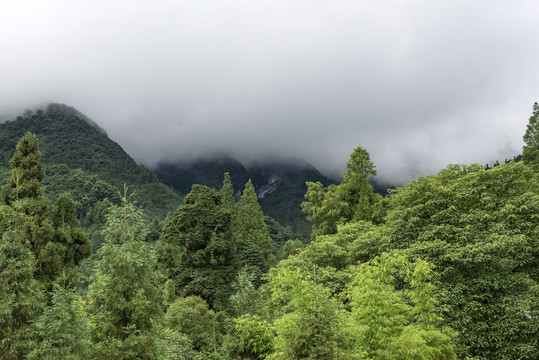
[{"xmin": 2, "ymin": 0, "xmax": 538, "ymax": 183}]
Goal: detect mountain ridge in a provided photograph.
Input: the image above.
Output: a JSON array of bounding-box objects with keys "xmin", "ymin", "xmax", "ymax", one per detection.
[{"xmin": 0, "ymin": 103, "xmax": 181, "ymax": 219}]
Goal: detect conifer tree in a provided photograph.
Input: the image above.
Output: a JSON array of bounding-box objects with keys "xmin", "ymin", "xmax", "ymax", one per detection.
[
  {"xmin": 87, "ymin": 188, "xmax": 163, "ymax": 359},
  {"xmin": 302, "ymin": 144, "xmax": 378, "ymax": 239},
  {"xmin": 51, "ymin": 194, "xmax": 91, "ymax": 271},
  {"xmin": 0, "ymin": 133, "xmax": 56, "ymax": 284},
  {"xmin": 0, "ymin": 203, "xmax": 44, "ymax": 360},
  {"xmin": 166, "ymin": 185, "xmax": 235, "ymax": 310},
  {"xmin": 234, "ymin": 180, "xmax": 272, "ymax": 273},
  {"xmin": 220, "ymin": 172, "xmax": 236, "ymax": 210},
  {"xmin": 1, "ymin": 132, "xmax": 45, "ymax": 206}
]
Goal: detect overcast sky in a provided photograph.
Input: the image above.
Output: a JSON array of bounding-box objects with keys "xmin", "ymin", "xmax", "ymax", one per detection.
[{"xmin": 1, "ymin": 0, "xmax": 538, "ymax": 183}]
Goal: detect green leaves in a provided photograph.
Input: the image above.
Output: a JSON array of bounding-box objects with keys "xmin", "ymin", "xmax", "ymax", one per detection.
[
  {"xmin": 268, "ymin": 269, "xmax": 356, "ymax": 360},
  {"xmin": 349, "ymin": 253, "xmax": 455, "ymax": 360},
  {"xmin": 387, "ymin": 162, "xmax": 539, "ymax": 359},
  {"xmin": 27, "ymin": 285, "xmax": 95, "ymax": 360}
]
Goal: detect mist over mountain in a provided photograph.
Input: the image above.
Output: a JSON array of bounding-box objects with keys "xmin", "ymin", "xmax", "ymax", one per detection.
[
  {"xmin": 0, "ymin": 104, "xmax": 350, "ymax": 236},
  {"xmin": 2, "ymin": 1, "xmax": 536, "ymax": 185}
]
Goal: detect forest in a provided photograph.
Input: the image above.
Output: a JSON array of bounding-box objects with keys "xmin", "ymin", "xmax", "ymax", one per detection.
[{"xmin": 0, "ymin": 102, "xmax": 538, "ymax": 360}]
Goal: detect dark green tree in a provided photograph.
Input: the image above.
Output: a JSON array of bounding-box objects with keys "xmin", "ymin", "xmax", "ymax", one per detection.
[
  {"xmin": 234, "ymin": 179, "xmax": 273, "ymax": 281},
  {"xmin": 1, "ymin": 132, "xmax": 45, "ymax": 206},
  {"xmin": 0, "ymin": 133, "xmax": 56, "ymax": 285},
  {"xmin": 523, "ymin": 102, "xmax": 539, "ymax": 169},
  {"xmin": 220, "ymin": 172, "xmax": 236, "ymax": 210},
  {"xmin": 165, "ymin": 185, "xmax": 236, "ymax": 310},
  {"xmin": 51, "ymin": 194, "xmax": 91, "ymax": 279}
]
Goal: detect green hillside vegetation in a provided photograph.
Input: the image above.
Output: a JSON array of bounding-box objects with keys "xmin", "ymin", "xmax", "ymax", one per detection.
[
  {"xmin": 0, "ymin": 102, "xmax": 538, "ymax": 359},
  {"xmin": 0, "ymin": 104, "xmax": 181, "ymax": 219}
]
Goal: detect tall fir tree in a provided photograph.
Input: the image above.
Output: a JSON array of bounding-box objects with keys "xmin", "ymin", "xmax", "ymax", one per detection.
[
  {"xmin": 234, "ymin": 179, "xmax": 273, "ymax": 280},
  {"xmin": 0, "ymin": 133, "xmax": 88, "ymax": 289},
  {"xmin": 0, "ymin": 203, "xmax": 44, "ymax": 360},
  {"xmin": 220, "ymin": 172, "xmax": 237, "ymax": 211},
  {"xmin": 87, "ymin": 188, "xmax": 163, "ymax": 359},
  {"xmin": 0, "ymin": 133, "xmax": 56, "ymax": 285}
]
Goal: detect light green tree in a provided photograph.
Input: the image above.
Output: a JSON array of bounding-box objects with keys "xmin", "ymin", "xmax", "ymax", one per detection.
[
  {"xmin": 350, "ymin": 253, "xmax": 455, "ymax": 360},
  {"xmin": 302, "ymin": 145, "xmax": 379, "ymax": 239},
  {"xmin": 163, "ymin": 296, "xmax": 218, "ymax": 353},
  {"xmin": 267, "ymin": 268, "xmax": 357, "ymax": 360},
  {"xmin": 87, "ymin": 188, "xmax": 163, "ymax": 359},
  {"xmin": 27, "ymin": 285, "xmax": 95, "ymax": 359},
  {"xmin": 0, "ymin": 203, "xmax": 43, "ymax": 360},
  {"xmin": 232, "ymin": 314, "xmax": 274, "ymax": 359}
]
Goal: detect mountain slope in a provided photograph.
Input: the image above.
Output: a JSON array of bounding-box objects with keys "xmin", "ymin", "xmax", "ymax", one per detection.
[{"xmin": 0, "ymin": 104, "xmax": 181, "ymax": 218}]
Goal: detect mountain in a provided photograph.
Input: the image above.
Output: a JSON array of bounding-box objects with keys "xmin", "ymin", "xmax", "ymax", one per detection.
[
  {"xmin": 154, "ymin": 157, "xmax": 337, "ymax": 237},
  {"xmin": 0, "ymin": 103, "xmax": 181, "ymax": 219}
]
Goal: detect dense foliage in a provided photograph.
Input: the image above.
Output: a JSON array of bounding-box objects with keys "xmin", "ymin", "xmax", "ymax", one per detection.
[{"xmin": 0, "ymin": 104, "xmax": 538, "ymax": 359}]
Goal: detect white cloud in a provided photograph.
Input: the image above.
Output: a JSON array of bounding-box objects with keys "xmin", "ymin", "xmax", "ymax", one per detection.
[{"xmin": 1, "ymin": 0, "xmax": 538, "ymax": 183}]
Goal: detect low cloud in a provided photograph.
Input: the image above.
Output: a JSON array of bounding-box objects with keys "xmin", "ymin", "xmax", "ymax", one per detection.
[{"xmin": 1, "ymin": 1, "xmax": 538, "ymax": 184}]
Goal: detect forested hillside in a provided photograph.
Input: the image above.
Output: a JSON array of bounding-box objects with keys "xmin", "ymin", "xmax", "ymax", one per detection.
[
  {"xmin": 155, "ymin": 158, "xmax": 337, "ymax": 238},
  {"xmin": 0, "ymin": 104, "xmax": 181, "ymax": 219},
  {"xmin": 0, "ymin": 103, "xmax": 538, "ymax": 359}
]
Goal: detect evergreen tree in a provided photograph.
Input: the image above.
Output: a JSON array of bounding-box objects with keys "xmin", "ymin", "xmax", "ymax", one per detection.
[
  {"xmin": 51, "ymin": 194, "xmax": 91, "ymax": 270},
  {"xmin": 0, "ymin": 203, "xmax": 43, "ymax": 360},
  {"xmin": 157, "ymin": 213, "xmax": 182, "ymax": 281},
  {"xmin": 234, "ymin": 179, "xmax": 273, "ymax": 280},
  {"xmin": 523, "ymin": 102, "xmax": 539, "ymax": 169},
  {"xmin": 165, "ymin": 185, "xmax": 236, "ymax": 310},
  {"xmin": 0, "ymin": 133, "xmax": 56, "ymax": 285},
  {"xmin": 87, "ymin": 188, "xmax": 163, "ymax": 359},
  {"xmin": 220, "ymin": 172, "xmax": 236, "ymax": 210},
  {"xmin": 1, "ymin": 132, "xmax": 45, "ymax": 206}
]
